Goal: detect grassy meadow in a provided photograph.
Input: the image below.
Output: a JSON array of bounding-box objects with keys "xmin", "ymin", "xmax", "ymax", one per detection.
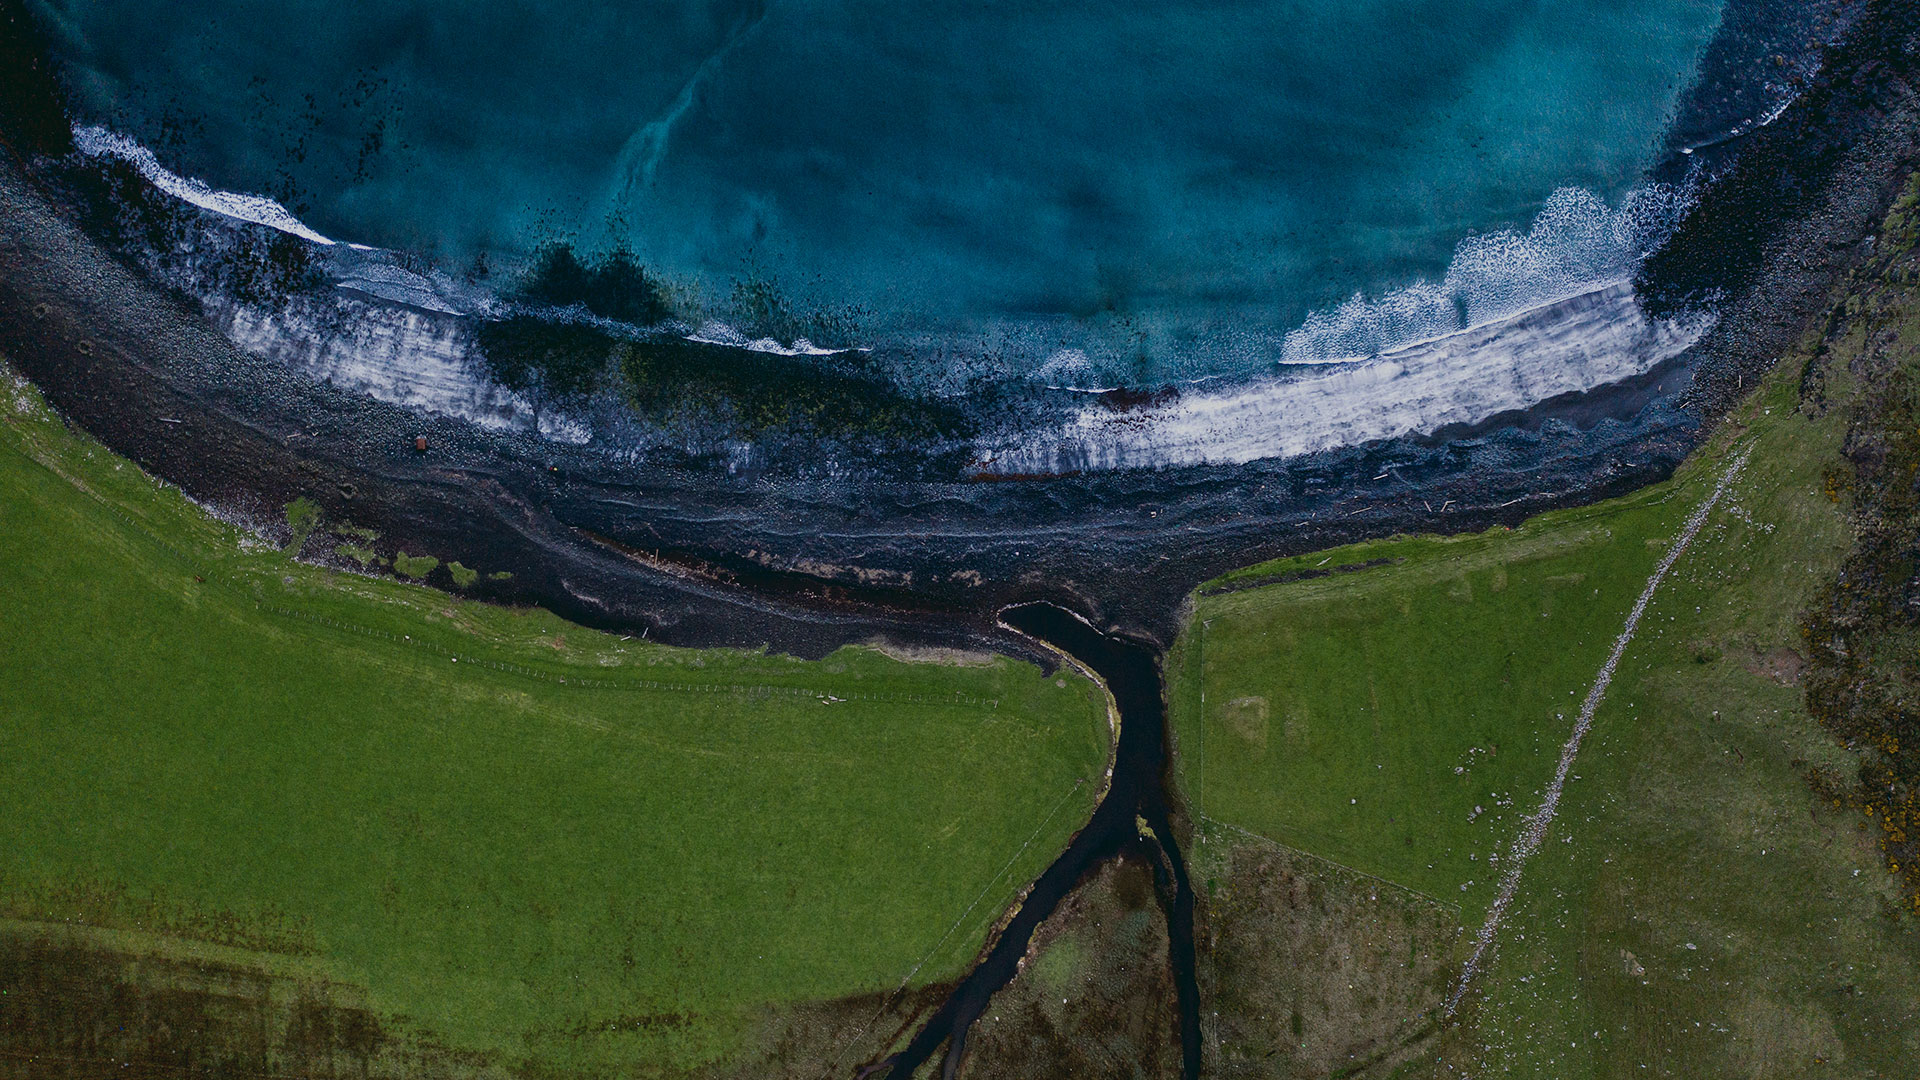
[
  {"xmin": 1170, "ymin": 177, "xmax": 1920, "ymax": 1075},
  {"xmin": 0, "ymin": 362, "xmax": 1110, "ymax": 1076},
  {"xmin": 1435, "ymin": 368, "xmax": 1920, "ymax": 1075},
  {"xmin": 1170, "ymin": 464, "xmax": 1696, "ymax": 920}
]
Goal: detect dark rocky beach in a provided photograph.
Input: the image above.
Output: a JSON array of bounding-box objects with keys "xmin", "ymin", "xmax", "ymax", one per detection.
[
  {"xmin": 3, "ymin": 0, "xmax": 1918, "ymax": 655},
  {"xmin": 4, "ymin": 3, "xmax": 1920, "ymax": 1076}
]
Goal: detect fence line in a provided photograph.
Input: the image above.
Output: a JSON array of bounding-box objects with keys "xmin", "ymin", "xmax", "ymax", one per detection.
[
  {"xmin": 1199, "ymin": 815, "xmax": 1461, "ymax": 914},
  {"xmin": 1445, "ymin": 446, "xmax": 1752, "ymax": 1015}
]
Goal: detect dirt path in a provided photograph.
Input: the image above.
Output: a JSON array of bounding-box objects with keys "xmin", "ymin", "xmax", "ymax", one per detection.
[{"xmin": 1445, "ymin": 446, "xmax": 1752, "ymax": 1015}]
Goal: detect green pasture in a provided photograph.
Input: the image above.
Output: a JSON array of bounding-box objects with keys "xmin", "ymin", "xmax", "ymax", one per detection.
[
  {"xmin": 1170, "ymin": 461, "xmax": 1698, "ymax": 919},
  {"xmin": 1171, "ymin": 259, "xmax": 1920, "ymax": 1074},
  {"xmin": 0, "ymin": 365, "xmax": 1109, "ymax": 1075},
  {"xmin": 1440, "ymin": 349, "xmax": 1920, "ymax": 1076}
]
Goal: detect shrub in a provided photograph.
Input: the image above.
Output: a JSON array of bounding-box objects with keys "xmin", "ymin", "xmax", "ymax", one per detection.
[
  {"xmin": 334, "ymin": 543, "xmax": 378, "ymax": 568},
  {"xmin": 391, "ymin": 551, "xmax": 438, "ymax": 579},
  {"xmin": 284, "ymin": 497, "xmax": 321, "ymax": 553}
]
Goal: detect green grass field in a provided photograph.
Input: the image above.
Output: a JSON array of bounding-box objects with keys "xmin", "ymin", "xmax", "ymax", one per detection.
[
  {"xmin": 0, "ymin": 363, "xmax": 1109, "ymax": 1075},
  {"xmin": 1169, "ymin": 210, "xmax": 1920, "ymax": 1073},
  {"xmin": 1170, "ymin": 467, "xmax": 1696, "ymax": 920}
]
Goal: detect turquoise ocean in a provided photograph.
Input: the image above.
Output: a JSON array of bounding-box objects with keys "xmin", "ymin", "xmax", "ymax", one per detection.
[{"xmin": 31, "ymin": 0, "xmax": 1793, "ymax": 384}]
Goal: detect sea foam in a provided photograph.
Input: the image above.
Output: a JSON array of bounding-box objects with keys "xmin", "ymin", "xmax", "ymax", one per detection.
[
  {"xmin": 72, "ymin": 125, "xmax": 337, "ymax": 246},
  {"xmin": 69, "ymin": 119, "xmax": 1712, "ymax": 473},
  {"xmin": 984, "ymin": 283, "xmax": 1708, "ymax": 473},
  {"xmin": 1278, "ymin": 185, "xmax": 1691, "ymax": 365}
]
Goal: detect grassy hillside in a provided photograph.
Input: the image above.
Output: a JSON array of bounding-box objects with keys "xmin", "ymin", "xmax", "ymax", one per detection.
[
  {"xmin": 1170, "ymin": 182, "xmax": 1920, "ymax": 1077},
  {"xmin": 1172, "ymin": 479, "xmax": 1693, "ymax": 921},
  {"xmin": 0, "ymin": 362, "xmax": 1110, "ymax": 1077}
]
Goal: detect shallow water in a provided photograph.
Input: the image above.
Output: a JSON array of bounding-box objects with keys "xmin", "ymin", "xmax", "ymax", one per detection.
[{"xmin": 34, "ymin": 0, "xmax": 1733, "ymax": 380}]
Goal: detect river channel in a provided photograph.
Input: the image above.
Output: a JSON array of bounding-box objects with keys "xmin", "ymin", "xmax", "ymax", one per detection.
[{"xmin": 880, "ymin": 602, "xmax": 1202, "ymax": 1080}]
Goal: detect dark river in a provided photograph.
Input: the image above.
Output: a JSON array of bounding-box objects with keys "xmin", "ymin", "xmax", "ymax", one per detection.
[{"xmin": 881, "ymin": 602, "xmax": 1200, "ymax": 1080}]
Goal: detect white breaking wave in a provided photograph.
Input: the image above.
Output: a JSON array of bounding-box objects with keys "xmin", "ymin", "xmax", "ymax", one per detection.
[
  {"xmin": 1280, "ymin": 185, "xmax": 1689, "ymax": 365},
  {"xmin": 334, "ymin": 261, "xmax": 470, "ymax": 315},
  {"xmin": 66, "ymin": 125, "xmax": 563, "ymax": 435},
  {"xmin": 216, "ymin": 299, "xmax": 591, "ymax": 445},
  {"xmin": 72, "ymin": 125, "xmax": 337, "ymax": 246},
  {"xmin": 684, "ymin": 320, "xmax": 863, "ymax": 356},
  {"xmin": 69, "ymin": 120, "xmax": 1708, "ymax": 466},
  {"xmin": 983, "ymin": 283, "xmax": 1709, "ymax": 473}
]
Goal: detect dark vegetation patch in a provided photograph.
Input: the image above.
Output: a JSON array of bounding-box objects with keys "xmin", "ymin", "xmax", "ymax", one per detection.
[
  {"xmin": 0, "ymin": 922, "xmax": 961, "ymax": 1080},
  {"xmin": 956, "ymin": 856, "xmax": 1181, "ymax": 1080},
  {"xmin": 0, "ymin": 879, "xmax": 317, "ymax": 957},
  {"xmin": 720, "ymin": 982, "xmax": 954, "ymax": 1080},
  {"xmin": 1097, "ymin": 386, "xmax": 1179, "ymax": 414},
  {"xmin": 474, "ymin": 315, "xmax": 972, "ymax": 444},
  {"xmin": 517, "ymin": 244, "xmax": 671, "ymax": 327},
  {"xmin": 615, "ymin": 338, "xmax": 969, "ymax": 441},
  {"xmin": 1190, "ymin": 831, "xmax": 1458, "ymax": 1079},
  {"xmin": 0, "ymin": 928, "xmax": 395, "ymax": 1080},
  {"xmin": 489, "ymin": 244, "xmax": 954, "ymax": 444},
  {"xmin": 473, "ymin": 315, "xmax": 615, "ymax": 400},
  {"xmin": 1800, "ymin": 177, "xmax": 1920, "ymax": 912}
]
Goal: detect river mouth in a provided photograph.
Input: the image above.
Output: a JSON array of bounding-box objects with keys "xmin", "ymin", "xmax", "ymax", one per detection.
[
  {"xmin": 877, "ymin": 602, "xmax": 1200, "ymax": 1080},
  {"xmin": 5, "ymin": 6, "xmax": 1920, "ymax": 1077}
]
